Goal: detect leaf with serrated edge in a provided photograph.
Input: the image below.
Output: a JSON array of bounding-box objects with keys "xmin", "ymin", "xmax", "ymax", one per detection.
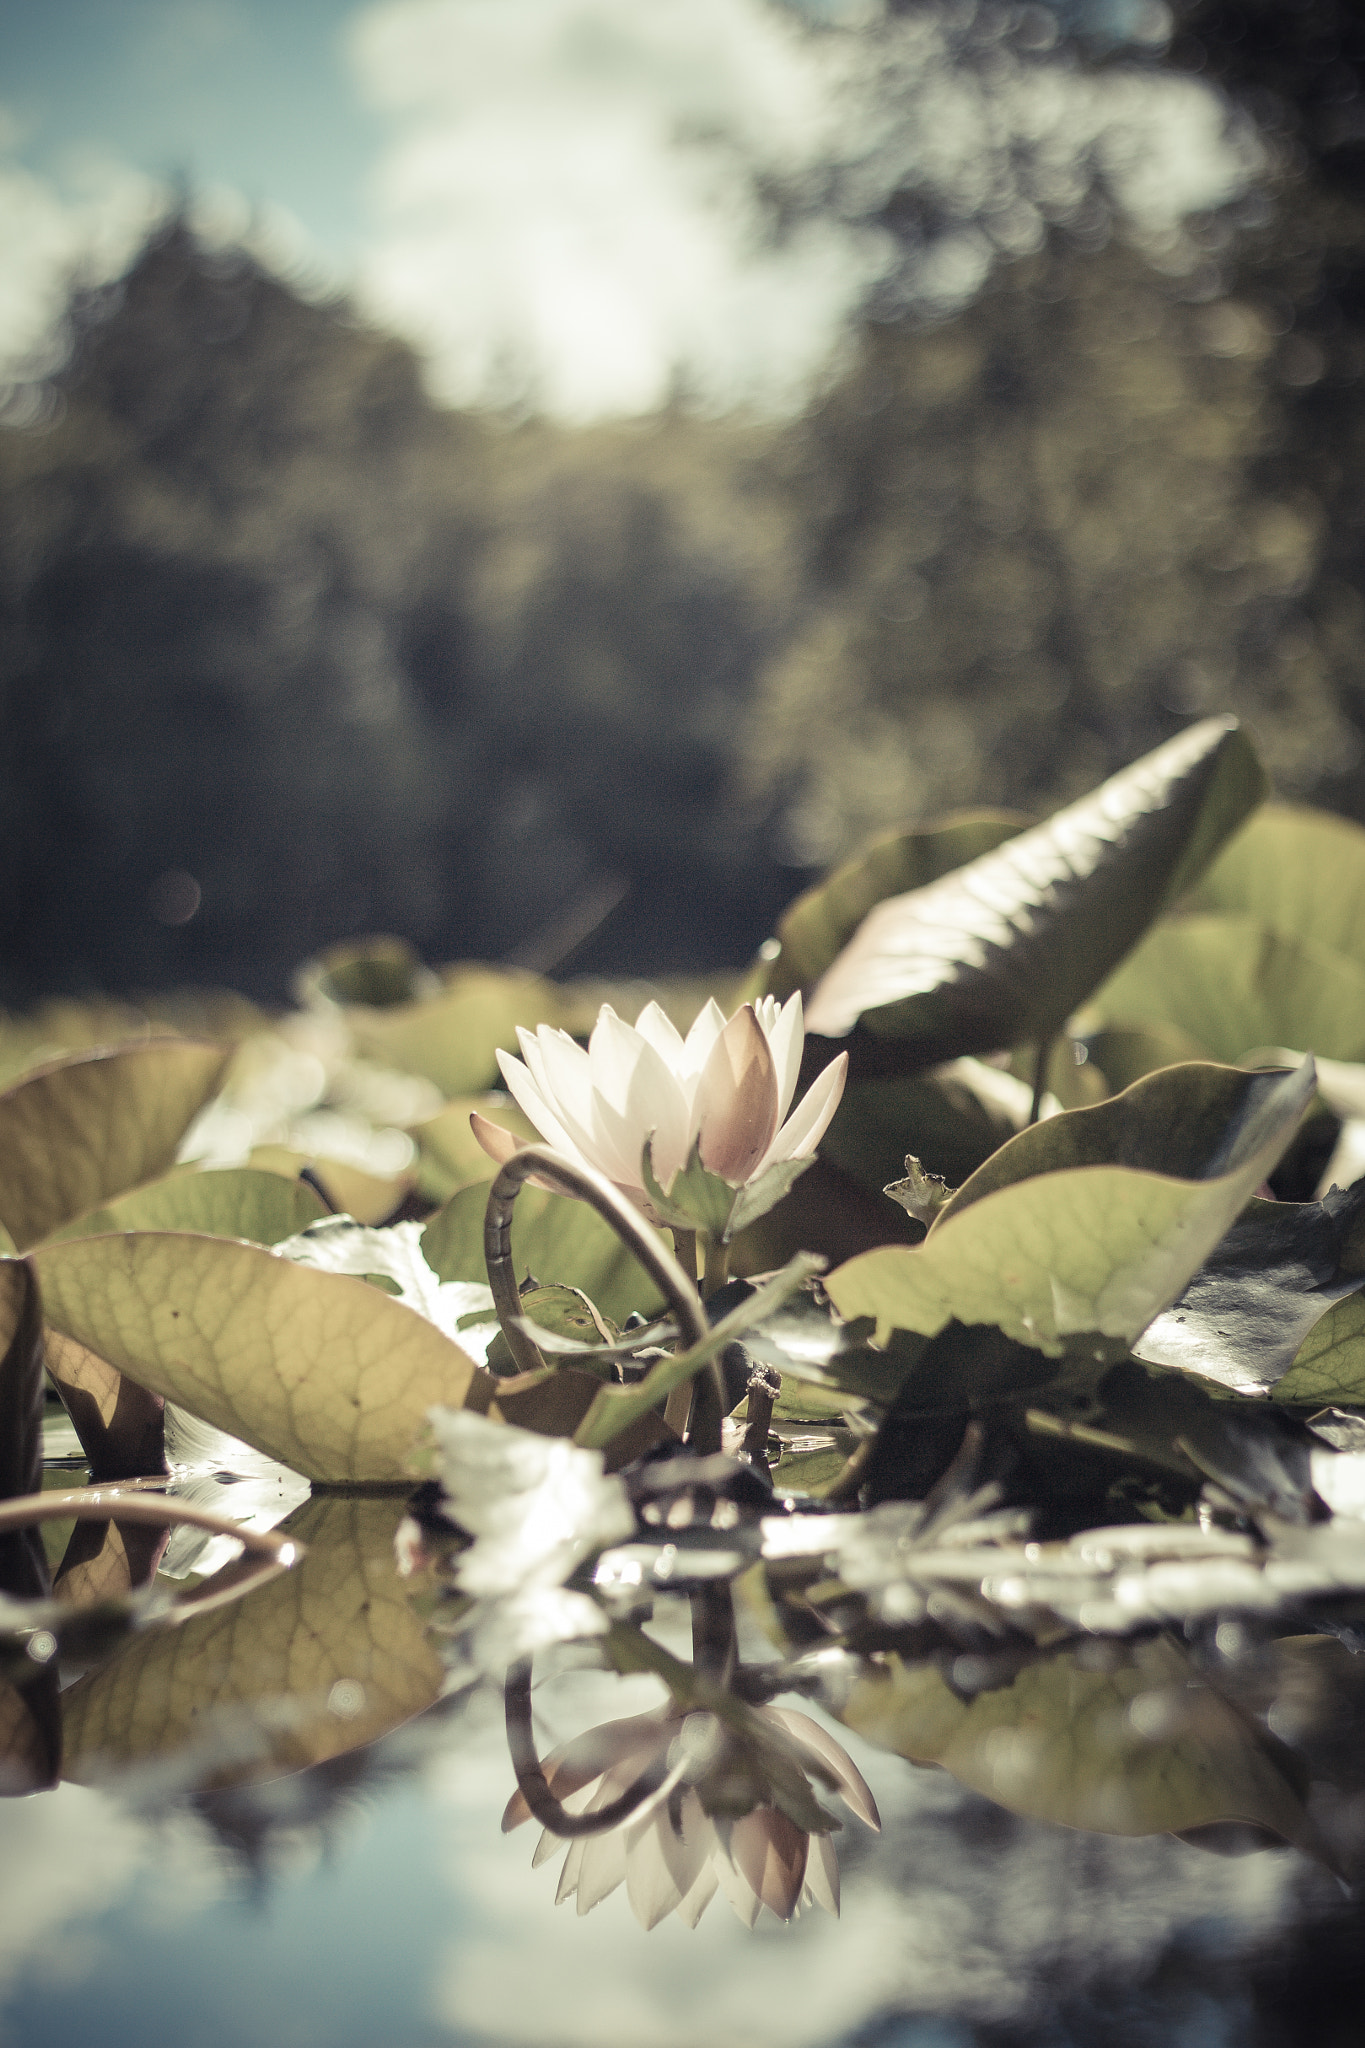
[
  {"xmin": 30, "ymin": 1232, "xmax": 479, "ymax": 1483},
  {"xmin": 1092, "ymin": 915, "xmax": 1365, "ymax": 1066},
  {"xmin": 837, "ymin": 1636, "xmax": 1322, "ymax": 1855},
  {"xmin": 825, "ymin": 1063, "xmax": 1313, "ymax": 1355},
  {"xmin": 0, "ymin": 1041, "xmax": 230, "ymax": 1250},
  {"xmin": 61, "ymin": 1497, "xmax": 445, "ymax": 1790},
  {"xmin": 45, "ymin": 1167, "xmax": 330, "ymax": 1247},
  {"xmin": 805, "ymin": 719, "xmax": 1265, "ymax": 1059}
]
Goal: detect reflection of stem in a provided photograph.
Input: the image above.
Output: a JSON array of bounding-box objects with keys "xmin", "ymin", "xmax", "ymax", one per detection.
[
  {"xmin": 504, "ymin": 1656, "xmax": 668, "ymax": 1837},
  {"xmin": 484, "ymin": 1147, "xmax": 720, "ymax": 1445},
  {"xmin": 701, "ymin": 1235, "xmax": 729, "ymax": 1299},
  {"xmin": 0, "ymin": 1490, "xmax": 302, "ymax": 1556},
  {"xmin": 690, "ymin": 1582, "xmax": 736, "ymax": 1687}
]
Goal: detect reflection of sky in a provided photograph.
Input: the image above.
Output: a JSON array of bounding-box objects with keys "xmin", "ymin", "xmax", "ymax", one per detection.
[
  {"xmin": 0, "ymin": 1672, "xmax": 1310, "ymax": 2048},
  {"xmin": 1, "ymin": 0, "xmax": 1258, "ymax": 420}
]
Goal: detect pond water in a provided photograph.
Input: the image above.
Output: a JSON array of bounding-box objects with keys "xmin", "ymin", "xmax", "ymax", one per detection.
[{"xmin": 3, "ymin": 1454, "xmax": 1362, "ymax": 2048}]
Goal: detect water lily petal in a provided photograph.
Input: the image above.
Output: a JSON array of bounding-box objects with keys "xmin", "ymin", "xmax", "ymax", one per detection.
[
  {"xmin": 712, "ymin": 1835, "xmax": 765, "ymax": 1929},
  {"xmin": 763, "ymin": 1706, "xmax": 881, "ymax": 1832},
  {"xmin": 676, "ymin": 1858, "xmax": 720, "ymax": 1930},
  {"xmin": 681, "ymin": 998, "xmax": 730, "ymax": 1082},
  {"xmin": 633, "ymin": 1001, "xmax": 687, "ymax": 1067},
  {"xmin": 766, "ymin": 993, "xmax": 805, "ymax": 1127},
  {"xmin": 763, "ymin": 1052, "xmax": 849, "ymax": 1167},
  {"xmin": 649, "ymin": 1787, "xmax": 712, "ymax": 1904},
  {"xmin": 589, "ymin": 1009, "xmax": 692, "ymax": 1189},
  {"xmin": 626, "ymin": 1817, "xmax": 685, "ymax": 1930},
  {"xmin": 694, "ymin": 1006, "xmax": 781, "ymax": 1184},
  {"xmin": 556, "ymin": 1836, "xmax": 588, "ymax": 1905},
  {"xmin": 730, "ymin": 1806, "xmax": 809, "ymax": 1921},
  {"xmin": 803, "ymin": 1829, "xmax": 841, "ymax": 1916},
  {"xmin": 494, "ymin": 1049, "xmax": 588, "ymax": 1165},
  {"xmin": 470, "ymin": 1111, "xmax": 525, "ymax": 1167},
  {"xmin": 575, "ymin": 1815, "xmax": 631, "ymax": 1915},
  {"xmin": 501, "ymin": 1710, "xmax": 667, "ymax": 1832},
  {"xmin": 522, "ymin": 1027, "xmax": 600, "ymax": 1147}
]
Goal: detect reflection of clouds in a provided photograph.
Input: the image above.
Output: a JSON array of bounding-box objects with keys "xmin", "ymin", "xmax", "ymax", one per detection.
[
  {"xmin": 427, "ymin": 1669, "xmax": 1298, "ymax": 2047},
  {"xmin": 0, "ymin": 1785, "xmax": 226, "ymax": 2000}
]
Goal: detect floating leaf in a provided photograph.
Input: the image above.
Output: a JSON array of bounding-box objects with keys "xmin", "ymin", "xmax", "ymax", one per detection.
[
  {"xmin": 758, "ymin": 812, "xmax": 1030, "ymax": 1004},
  {"xmin": 61, "ymin": 1496, "xmax": 445, "ymax": 1790},
  {"xmin": 1135, "ymin": 1181, "xmax": 1365, "ymax": 1395},
  {"xmin": 248, "ymin": 1148, "xmax": 413, "ymax": 1226},
  {"xmin": 0, "ymin": 1041, "xmax": 231, "ymax": 1251},
  {"xmin": 838, "ymin": 1635, "xmax": 1320, "ymax": 1852},
  {"xmin": 804, "ymin": 719, "xmax": 1265, "ymax": 1061},
  {"xmin": 422, "ymin": 1180, "xmax": 666, "ymax": 1327},
  {"xmin": 1091, "ymin": 916, "xmax": 1365, "ymax": 1067},
  {"xmin": 345, "ymin": 966, "xmax": 563, "ymax": 1097},
  {"xmin": 408, "ymin": 1095, "xmax": 540, "ymax": 1203},
  {"xmin": 47, "ymin": 1167, "xmax": 330, "ymax": 1248},
  {"xmin": 1182, "ymin": 803, "xmax": 1365, "ymax": 973},
  {"xmin": 30, "ymin": 1232, "xmax": 480, "ymax": 1483},
  {"xmin": 1273, "ymin": 1290, "xmax": 1365, "ymax": 1410},
  {"xmin": 826, "ymin": 1063, "xmax": 1314, "ymax": 1354}
]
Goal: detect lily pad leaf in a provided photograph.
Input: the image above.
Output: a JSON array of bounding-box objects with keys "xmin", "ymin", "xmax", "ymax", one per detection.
[
  {"xmin": 1135, "ymin": 1180, "xmax": 1365, "ymax": 1395},
  {"xmin": 422, "ymin": 1179, "xmax": 667, "ymax": 1327},
  {"xmin": 29, "ymin": 1232, "xmax": 481, "ymax": 1484},
  {"xmin": 1092, "ymin": 915, "xmax": 1365, "ymax": 1068},
  {"xmin": 836, "ymin": 1634, "xmax": 1324, "ymax": 1856},
  {"xmin": 47, "ymin": 1167, "xmax": 330, "ymax": 1247},
  {"xmin": 61, "ymin": 1496, "xmax": 446, "ymax": 1790},
  {"xmin": 1273, "ymin": 1290, "xmax": 1365, "ymax": 1410},
  {"xmin": 0, "ymin": 1041, "xmax": 231, "ymax": 1251},
  {"xmin": 758, "ymin": 811, "xmax": 1030, "ymax": 1003},
  {"xmin": 805, "ymin": 718, "xmax": 1265, "ymax": 1061},
  {"xmin": 826, "ymin": 1062, "xmax": 1314, "ymax": 1355},
  {"xmin": 408, "ymin": 1095, "xmax": 540, "ymax": 1204},
  {"xmin": 1182, "ymin": 803, "xmax": 1365, "ymax": 974},
  {"xmin": 345, "ymin": 966, "xmax": 563, "ymax": 1097}
]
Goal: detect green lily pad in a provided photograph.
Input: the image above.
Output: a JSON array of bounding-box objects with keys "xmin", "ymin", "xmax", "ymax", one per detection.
[
  {"xmin": 422, "ymin": 1179, "xmax": 666, "ymax": 1327},
  {"xmin": 345, "ymin": 966, "xmax": 564, "ymax": 1097},
  {"xmin": 1092, "ymin": 916, "xmax": 1365, "ymax": 1067},
  {"xmin": 46, "ymin": 1167, "xmax": 330, "ymax": 1247},
  {"xmin": 825, "ymin": 1063, "xmax": 1314, "ymax": 1354},
  {"xmin": 757, "ymin": 811, "xmax": 1030, "ymax": 1003},
  {"xmin": 30, "ymin": 1231, "xmax": 480, "ymax": 1483},
  {"xmin": 837, "ymin": 1635, "xmax": 1321, "ymax": 1852},
  {"xmin": 409, "ymin": 1095, "xmax": 540, "ymax": 1203},
  {"xmin": 804, "ymin": 718, "xmax": 1265, "ymax": 1064},
  {"xmin": 0, "ymin": 1041, "xmax": 231, "ymax": 1251},
  {"xmin": 1273, "ymin": 1289, "xmax": 1365, "ymax": 1409},
  {"xmin": 1183, "ymin": 803, "xmax": 1365, "ymax": 973}
]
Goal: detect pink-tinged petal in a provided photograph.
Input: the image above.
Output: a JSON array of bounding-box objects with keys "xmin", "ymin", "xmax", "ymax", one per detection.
[
  {"xmin": 766, "ymin": 993, "xmax": 805, "ymax": 1125},
  {"xmin": 802, "ymin": 1830, "xmax": 841, "ymax": 1916},
  {"xmin": 681, "ymin": 998, "xmax": 730, "ymax": 1080},
  {"xmin": 676, "ymin": 1859, "xmax": 719, "ymax": 1930},
  {"xmin": 633, "ymin": 1001, "xmax": 686, "ymax": 1066},
  {"xmin": 694, "ymin": 1005, "xmax": 781, "ymax": 1184},
  {"xmin": 763, "ymin": 1706, "xmax": 881, "ymax": 1832},
  {"xmin": 763, "ymin": 1052, "xmax": 848, "ymax": 1167},
  {"xmin": 729, "ymin": 1807, "xmax": 809, "ymax": 1921},
  {"xmin": 502, "ymin": 1711, "xmax": 667, "ymax": 1832},
  {"xmin": 626, "ymin": 1819, "xmax": 684, "ymax": 1930},
  {"xmin": 470, "ymin": 1112, "xmax": 524, "ymax": 1168}
]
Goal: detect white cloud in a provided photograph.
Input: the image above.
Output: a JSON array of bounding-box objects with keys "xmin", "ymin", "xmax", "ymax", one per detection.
[{"xmin": 344, "ymin": 0, "xmax": 894, "ymax": 419}]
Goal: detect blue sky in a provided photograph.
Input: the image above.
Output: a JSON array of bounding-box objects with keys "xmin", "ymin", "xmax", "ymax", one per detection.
[{"xmin": 0, "ymin": 0, "xmax": 1259, "ymax": 419}]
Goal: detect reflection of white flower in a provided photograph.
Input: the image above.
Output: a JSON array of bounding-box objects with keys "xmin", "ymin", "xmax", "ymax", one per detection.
[
  {"xmin": 504, "ymin": 1702, "xmax": 880, "ymax": 1930},
  {"xmin": 471, "ymin": 995, "xmax": 846, "ymax": 1218}
]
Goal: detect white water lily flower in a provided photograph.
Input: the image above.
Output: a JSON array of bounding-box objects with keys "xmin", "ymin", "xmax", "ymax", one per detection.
[
  {"xmin": 471, "ymin": 993, "xmax": 847, "ymax": 1220},
  {"xmin": 503, "ymin": 1700, "xmax": 880, "ymax": 1930}
]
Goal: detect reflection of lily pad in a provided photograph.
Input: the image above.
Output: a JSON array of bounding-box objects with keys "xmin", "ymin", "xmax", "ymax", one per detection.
[
  {"xmin": 839, "ymin": 1634, "xmax": 1321, "ymax": 1852},
  {"xmin": 31, "ymin": 1232, "xmax": 480, "ymax": 1483},
  {"xmin": 0, "ymin": 1042, "xmax": 230, "ymax": 1250},
  {"xmin": 61, "ymin": 1497, "xmax": 445, "ymax": 1790}
]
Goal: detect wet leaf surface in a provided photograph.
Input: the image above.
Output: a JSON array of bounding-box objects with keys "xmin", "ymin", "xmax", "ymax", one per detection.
[
  {"xmin": 31, "ymin": 1233, "xmax": 480, "ymax": 1483},
  {"xmin": 0, "ymin": 1042, "xmax": 231, "ymax": 1251},
  {"xmin": 804, "ymin": 719, "xmax": 1264, "ymax": 1061}
]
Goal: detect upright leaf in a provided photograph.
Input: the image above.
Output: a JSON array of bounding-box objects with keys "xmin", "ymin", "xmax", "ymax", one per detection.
[
  {"xmin": 804, "ymin": 719, "xmax": 1265, "ymax": 1062},
  {"xmin": 30, "ymin": 1232, "xmax": 480, "ymax": 1483},
  {"xmin": 826, "ymin": 1062, "xmax": 1313, "ymax": 1354},
  {"xmin": 0, "ymin": 1042, "xmax": 230, "ymax": 1250}
]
